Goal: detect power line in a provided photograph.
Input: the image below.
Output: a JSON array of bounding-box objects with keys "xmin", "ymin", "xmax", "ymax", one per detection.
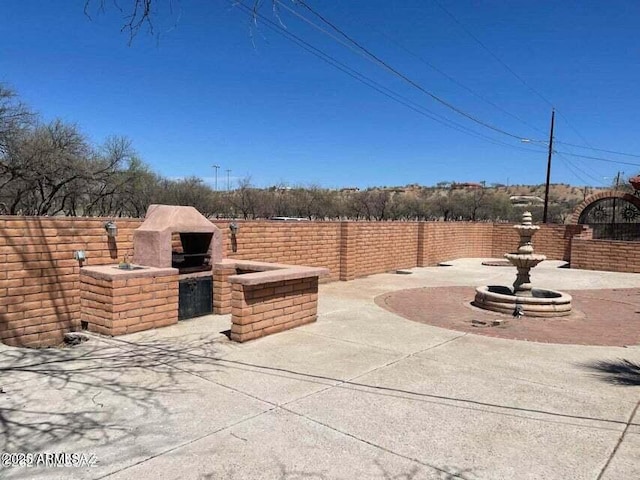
[
  {"xmin": 285, "ymin": 1, "xmax": 640, "ymax": 164},
  {"xmin": 555, "ymin": 150, "xmax": 640, "ymax": 168},
  {"xmin": 281, "ymin": 0, "xmax": 536, "ymax": 142},
  {"xmin": 430, "ymin": 0, "xmax": 596, "ymax": 150},
  {"xmin": 556, "ymin": 154, "xmax": 594, "ymax": 185},
  {"xmin": 552, "ymin": 134, "xmax": 610, "ymax": 185},
  {"xmin": 554, "ymin": 141, "xmax": 640, "ymax": 159},
  {"xmin": 555, "ymin": 152, "xmax": 607, "ymax": 186},
  {"xmin": 235, "ymin": 2, "xmax": 548, "ymax": 156},
  {"xmin": 431, "ymin": 0, "xmax": 552, "ymax": 108},
  {"xmin": 248, "ymin": 2, "xmax": 640, "ymax": 175},
  {"xmin": 370, "ymin": 26, "xmax": 546, "ymax": 137},
  {"xmin": 523, "ymin": 137, "xmax": 640, "ymax": 168}
]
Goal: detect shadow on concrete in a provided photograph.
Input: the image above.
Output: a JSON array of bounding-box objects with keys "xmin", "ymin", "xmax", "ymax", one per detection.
[
  {"xmin": 195, "ymin": 459, "xmax": 478, "ymax": 480},
  {"xmin": 0, "ymin": 336, "xmax": 222, "ymax": 451},
  {"xmin": 0, "ymin": 333, "xmax": 479, "ymax": 479},
  {"xmin": 2, "ymin": 332, "xmax": 625, "ymax": 478},
  {"xmin": 580, "ymin": 358, "xmax": 640, "ymax": 386},
  {"xmin": 105, "ymin": 336, "xmax": 639, "ymax": 430},
  {"xmin": 374, "ymin": 459, "xmax": 478, "ymax": 480}
]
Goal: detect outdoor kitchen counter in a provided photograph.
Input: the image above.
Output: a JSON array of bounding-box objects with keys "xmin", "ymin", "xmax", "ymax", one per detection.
[
  {"xmin": 80, "ymin": 265, "xmax": 179, "ymax": 336},
  {"xmin": 212, "ymin": 259, "xmax": 329, "ymax": 342}
]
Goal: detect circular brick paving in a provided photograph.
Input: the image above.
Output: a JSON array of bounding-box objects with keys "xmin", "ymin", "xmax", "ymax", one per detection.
[{"xmin": 375, "ymin": 286, "xmax": 640, "ymax": 346}]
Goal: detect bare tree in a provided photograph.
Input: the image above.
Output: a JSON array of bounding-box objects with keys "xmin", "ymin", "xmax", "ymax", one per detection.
[
  {"xmin": 229, "ymin": 177, "xmax": 259, "ymax": 219},
  {"xmin": 461, "ymin": 187, "xmax": 488, "ymax": 221},
  {"xmin": 84, "ymin": 0, "xmax": 279, "ymax": 43},
  {"xmin": 1, "ymin": 120, "xmax": 92, "ymax": 215},
  {"xmin": 0, "ymin": 85, "xmax": 34, "ymax": 156}
]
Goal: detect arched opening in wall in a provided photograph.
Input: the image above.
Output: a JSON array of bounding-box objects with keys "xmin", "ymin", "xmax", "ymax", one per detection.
[{"xmin": 578, "ymin": 196, "xmax": 640, "ymax": 240}]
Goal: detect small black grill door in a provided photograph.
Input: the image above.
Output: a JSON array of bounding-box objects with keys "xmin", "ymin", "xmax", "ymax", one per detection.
[{"xmin": 178, "ymin": 277, "xmax": 213, "ymax": 320}]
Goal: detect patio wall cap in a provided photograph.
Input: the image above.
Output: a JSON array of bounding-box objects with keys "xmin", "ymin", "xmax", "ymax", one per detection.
[{"xmin": 214, "ymin": 259, "xmax": 329, "ymax": 285}]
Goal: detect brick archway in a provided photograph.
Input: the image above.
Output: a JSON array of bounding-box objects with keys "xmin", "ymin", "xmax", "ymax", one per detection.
[{"xmin": 570, "ymin": 190, "xmax": 640, "ymax": 224}]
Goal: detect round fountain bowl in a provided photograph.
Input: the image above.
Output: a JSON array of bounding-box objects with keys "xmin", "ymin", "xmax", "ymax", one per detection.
[
  {"xmin": 503, "ymin": 253, "xmax": 546, "ymax": 269},
  {"xmin": 474, "ymin": 285, "xmax": 572, "ymax": 317}
]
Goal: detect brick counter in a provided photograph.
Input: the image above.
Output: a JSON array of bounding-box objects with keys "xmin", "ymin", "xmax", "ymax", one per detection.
[
  {"xmin": 214, "ymin": 259, "xmax": 328, "ymax": 342},
  {"xmin": 80, "ymin": 265, "xmax": 179, "ymax": 336},
  {"xmin": 230, "ymin": 277, "xmax": 319, "ymax": 342}
]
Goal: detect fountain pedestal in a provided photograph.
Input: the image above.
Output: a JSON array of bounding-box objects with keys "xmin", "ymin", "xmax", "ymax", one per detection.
[
  {"xmin": 473, "ymin": 212, "xmax": 572, "ymax": 317},
  {"xmin": 514, "ymin": 267, "xmax": 533, "ymax": 295}
]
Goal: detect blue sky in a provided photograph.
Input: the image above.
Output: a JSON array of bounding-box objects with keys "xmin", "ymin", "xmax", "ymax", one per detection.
[{"xmin": 2, "ymin": 0, "xmax": 639, "ymax": 189}]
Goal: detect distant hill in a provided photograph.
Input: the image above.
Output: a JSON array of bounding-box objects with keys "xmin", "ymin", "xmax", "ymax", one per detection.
[{"xmin": 378, "ymin": 183, "xmax": 609, "ymax": 204}]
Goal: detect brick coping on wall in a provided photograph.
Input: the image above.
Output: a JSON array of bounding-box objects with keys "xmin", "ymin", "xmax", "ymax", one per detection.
[{"xmin": 216, "ymin": 259, "xmax": 330, "ymax": 285}]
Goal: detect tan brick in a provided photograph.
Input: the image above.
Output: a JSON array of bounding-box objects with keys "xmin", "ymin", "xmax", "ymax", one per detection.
[
  {"xmin": 230, "ymin": 323, "xmax": 253, "ymax": 334},
  {"xmin": 8, "ymin": 300, "xmax": 42, "ymax": 313},
  {"xmin": 153, "ymin": 317, "xmax": 177, "ymax": 328},
  {"xmin": 251, "ymin": 303, "xmax": 274, "ymax": 315},
  {"xmin": 262, "ymin": 308, "xmax": 284, "ymax": 320},
  {"xmin": 153, "ymin": 303, "xmax": 177, "ymax": 314},
  {"xmin": 263, "ymin": 323, "xmax": 289, "ymax": 336},
  {"xmin": 0, "ymin": 295, "xmax": 25, "ymax": 306},
  {"xmin": 124, "ymin": 292, "xmax": 155, "ymax": 303},
  {"xmin": 250, "ymin": 318, "xmax": 275, "ymax": 331},
  {"xmin": 132, "ymin": 311, "xmax": 162, "ymax": 323},
  {"xmin": 230, "ymin": 330, "xmax": 261, "ymax": 342}
]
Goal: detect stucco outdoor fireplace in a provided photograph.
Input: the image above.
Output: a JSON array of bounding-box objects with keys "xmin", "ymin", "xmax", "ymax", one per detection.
[
  {"xmin": 133, "ymin": 204, "xmax": 223, "ymax": 320},
  {"xmin": 79, "ymin": 204, "xmax": 327, "ymax": 340},
  {"xmin": 79, "ymin": 205, "xmax": 223, "ymax": 335}
]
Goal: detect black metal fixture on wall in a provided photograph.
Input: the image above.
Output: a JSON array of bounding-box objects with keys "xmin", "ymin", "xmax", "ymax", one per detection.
[{"xmin": 230, "ymin": 223, "xmax": 238, "ymax": 253}]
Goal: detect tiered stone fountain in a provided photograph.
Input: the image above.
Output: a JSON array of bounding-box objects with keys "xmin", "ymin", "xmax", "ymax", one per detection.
[{"xmin": 474, "ymin": 211, "xmax": 572, "ymax": 317}]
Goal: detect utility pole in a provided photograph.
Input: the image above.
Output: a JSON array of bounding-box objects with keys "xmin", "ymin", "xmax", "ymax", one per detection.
[
  {"xmin": 226, "ymin": 169, "xmax": 231, "ymax": 191},
  {"xmin": 542, "ymin": 109, "xmax": 555, "ymax": 224},
  {"xmin": 612, "ymin": 170, "xmax": 623, "ymax": 224},
  {"xmin": 212, "ymin": 164, "xmax": 220, "ymax": 191}
]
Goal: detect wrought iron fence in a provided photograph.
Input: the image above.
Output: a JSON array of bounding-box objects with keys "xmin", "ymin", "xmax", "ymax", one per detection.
[{"xmin": 579, "ymin": 197, "xmax": 640, "ymax": 241}]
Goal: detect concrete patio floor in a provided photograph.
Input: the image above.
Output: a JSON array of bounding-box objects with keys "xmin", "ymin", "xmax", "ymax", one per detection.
[{"xmin": 1, "ymin": 259, "xmax": 639, "ymax": 480}]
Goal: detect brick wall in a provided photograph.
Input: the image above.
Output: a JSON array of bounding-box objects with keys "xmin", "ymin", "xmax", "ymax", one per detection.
[
  {"xmin": 354, "ymin": 222, "xmax": 419, "ymax": 277},
  {"xmin": 0, "ymin": 216, "xmax": 142, "ymax": 347},
  {"xmin": 570, "ymin": 238, "xmax": 640, "ymax": 273},
  {"xmin": 419, "ymin": 222, "xmax": 493, "ymax": 266},
  {"xmin": 213, "ymin": 221, "xmax": 342, "ymax": 281},
  {"xmin": 230, "ymin": 277, "xmax": 318, "ymax": 342},
  {"xmin": 0, "ymin": 214, "xmax": 629, "ymax": 348},
  {"xmin": 492, "ymin": 224, "xmax": 587, "ymax": 261}
]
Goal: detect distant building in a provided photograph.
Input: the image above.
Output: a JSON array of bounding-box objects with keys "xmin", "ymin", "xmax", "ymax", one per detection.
[
  {"xmin": 451, "ymin": 182, "xmax": 484, "ymax": 190},
  {"xmin": 510, "ymin": 195, "xmax": 544, "ymax": 207},
  {"xmin": 340, "ymin": 187, "xmax": 360, "ymax": 192}
]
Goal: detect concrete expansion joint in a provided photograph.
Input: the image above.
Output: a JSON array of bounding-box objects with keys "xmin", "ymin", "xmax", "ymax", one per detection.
[
  {"xmin": 295, "ymin": 329, "xmax": 404, "ymax": 355},
  {"xmin": 595, "ymin": 399, "xmax": 640, "ymax": 480},
  {"xmin": 290, "ymin": 332, "xmax": 470, "ymax": 408},
  {"xmin": 83, "ymin": 332, "xmax": 278, "ymax": 409},
  {"xmin": 276, "ymin": 403, "xmax": 465, "ymax": 479},
  {"xmin": 96, "ymin": 407, "xmax": 279, "ymax": 480}
]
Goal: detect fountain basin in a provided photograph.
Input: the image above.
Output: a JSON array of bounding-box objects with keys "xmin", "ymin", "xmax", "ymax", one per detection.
[
  {"xmin": 503, "ymin": 253, "xmax": 546, "ymax": 269},
  {"xmin": 474, "ymin": 285, "xmax": 572, "ymax": 317}
]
